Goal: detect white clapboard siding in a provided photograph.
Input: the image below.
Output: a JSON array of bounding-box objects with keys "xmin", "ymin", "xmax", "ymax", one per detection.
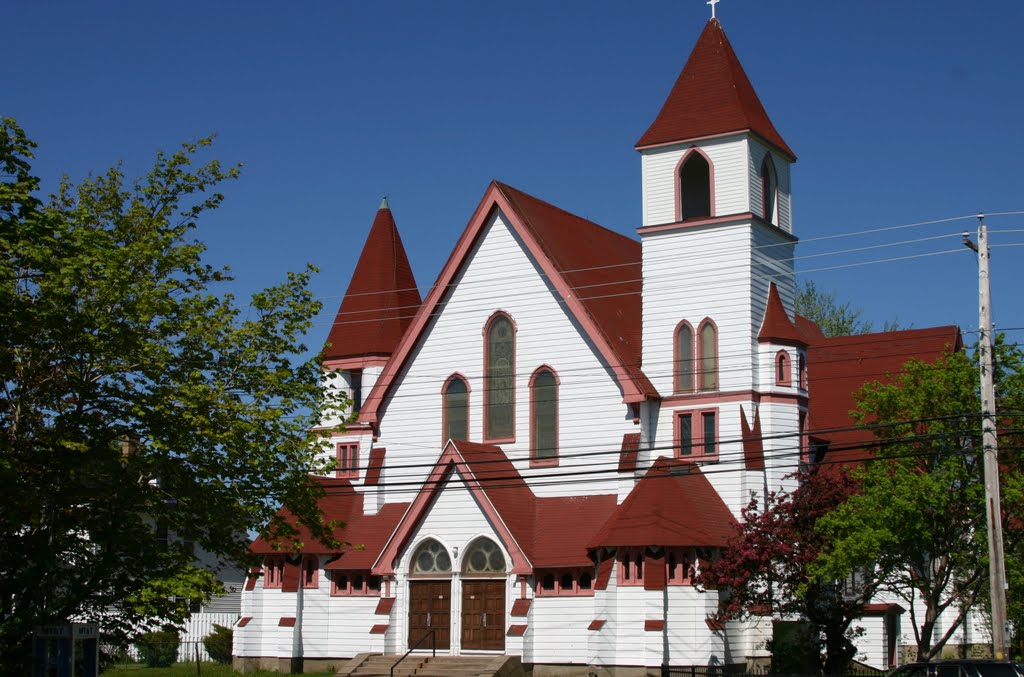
[
  {"xmin": 372, "ymin": 210, "xmax": 635, "ymax": 503},
  {"xmin": 528, "ymin": 597, "xmax": 597, "ymax": 664},
  {"xmin": 641, "ymin": 137, "xmax": 750, "ymax": 227}
]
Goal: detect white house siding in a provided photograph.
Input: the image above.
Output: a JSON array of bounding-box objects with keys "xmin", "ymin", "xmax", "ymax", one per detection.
[
  {"xmin": 748, "ymin": 140, "xmax": 793, "ymax": 234},
  {"xmin": 371, "ymin": 210, "xmax": 635, "ymax": 503},
  {"xmin": 641, "ymin": 136, "xmax": 750, "ymax": 227},
  {"xmin": 641, "ymin": 223, "xmax": 756, "ymax": 396},
  {"xmin": 724, "ymin": 617, "xmax": 772, "ymax": 666},
  {"xmin": 757, "ymin": 400, "xmax": 803, "ymax": 496},
  {"xmin": 750, "ymin": 226, "xmax": 796, "ymax": 346},
  {"xmin": 528, "ymin": 597, "xmax": 595, "ymax": 664}
]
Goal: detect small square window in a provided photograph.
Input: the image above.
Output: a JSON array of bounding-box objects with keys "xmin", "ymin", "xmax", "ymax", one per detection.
[
  {"xmin": 675, "ymin": 409, "xmax": 718, "ymax": 461},
  {"xmin": 336, "ymin": 442, "xmax": 359, "ymax": 479}
]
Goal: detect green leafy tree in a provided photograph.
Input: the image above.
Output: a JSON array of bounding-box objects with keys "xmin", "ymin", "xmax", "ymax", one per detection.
[
  {"xmin": 702, "ymin": 467, "xmax": 877, "ymax": 675},
  {"xmin": 0, "ymin": 119, "xmax": 346, "ymax": 671},
  {"xmin": 811, "ymin": 346, "xmax": 1024, "ymax": 661},
  {"xmin": 795, "ymin": 279, "xmax": 903, "ymax": 337}
]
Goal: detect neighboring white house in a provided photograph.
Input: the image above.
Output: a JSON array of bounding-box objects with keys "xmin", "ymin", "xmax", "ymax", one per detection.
[{"xmin": 233, "ymin": 17, "xmax": 964, "ymax": 675}]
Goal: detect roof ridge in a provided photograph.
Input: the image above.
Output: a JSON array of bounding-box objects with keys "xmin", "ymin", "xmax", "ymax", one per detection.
[{"xmin": 493, "ymin": 180, "xmax": 639, "ymax": 249}]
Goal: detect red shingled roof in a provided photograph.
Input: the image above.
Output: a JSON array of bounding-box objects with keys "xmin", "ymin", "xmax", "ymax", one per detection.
[
  {"xmin": 359, "ymin": 182, "xmax": 657, "ymax": 426},
  {"xmin": 249, "ymin": 476, "xmax": 409, "ymax": 569},
  {"xmin": 323, "ymin": 202, "xmax": 421, "ymax": 361},
  {"xmin": 494, "ymin": 183, "xmax": 655, "ymax": 399},
  {"xmin": 758, "ymin": 283, "xmax": 805, "ymax": 346},
  {"xmin": 636, "ymin": 19, "xmax": 794, "ymax": 160},
  {"xmin": 457, "ymin": 442, "xmax": 618, "ymax": 568},
  {"xmin": 808, "ymin": 326, "xmax": 961, "ymax": 466},
  {"xmin": 590, "ymin": 457, "xmax": 737, "ymax": 548}
]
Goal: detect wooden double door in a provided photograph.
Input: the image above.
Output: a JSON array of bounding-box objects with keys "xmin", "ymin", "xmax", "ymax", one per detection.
[
  {"xmin": 408, "ymin": 579, "xmax": 505, "ymax": 652},
  {"xmin": 461, "ymin": 579, "xmax": 505, "ymax": 651},
  {"xmin": 408, "ymin": 580, "xmax": 451, "ymax": 650}
]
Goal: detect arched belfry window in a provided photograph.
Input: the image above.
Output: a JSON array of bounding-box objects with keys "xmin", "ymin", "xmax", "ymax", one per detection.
[
  {"xmin": 760, "ymin": 154, "xmax": 777, "ymax": 225},
  {"xmin": 674, "ymin": 321, "xmax": 695, "ymax": 392},
  {"xmin": 698, "ymin": 319, "xmax": 718, "ymax": 391},
  {"xmin": 530, "ymin": 367, "xmax": 558, "ymax": 464},
  {"xmin": 411, "ymin": 539, "xmax": 452, "ymax": 576},
  {"xmin": 677, "ymin": 149, "xmax": 712, "ymax": 221},
  {"xmin": 461, "ymin": 538, "xmax": 506, "ymax": 576},
  {"xmin": 484, "ymin": 312, "xmax": 515, "ymax": 441},
  {"xmin": 442, "ymin": 374, "xmax": 469, "ymax": 443}
]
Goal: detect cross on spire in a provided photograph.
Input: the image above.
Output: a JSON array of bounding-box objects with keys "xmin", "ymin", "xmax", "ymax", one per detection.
[{"xmin": 707, "ymin": 0, "xmax": 720, "ymax": 20}]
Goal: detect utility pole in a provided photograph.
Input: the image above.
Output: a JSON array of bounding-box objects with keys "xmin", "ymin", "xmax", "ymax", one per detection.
[{"xmin": 965, "ymin": 213, "xmax": 1009, "ymax": 658}]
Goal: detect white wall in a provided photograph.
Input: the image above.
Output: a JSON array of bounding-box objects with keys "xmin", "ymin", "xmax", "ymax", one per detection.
[
  {"xmin": 372, "ymin": 210, "xmax": 637, "ymax": 503},
  {"xmin": 641, "ymin": 136, "xmax": 750, "ymax": 227}
]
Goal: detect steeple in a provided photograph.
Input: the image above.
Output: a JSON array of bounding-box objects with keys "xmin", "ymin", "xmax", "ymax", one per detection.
[
  {"xmin": 636, "ymin": 18, "xmax": 794, "ymax": 159},
  {"xmin": 323, "ymin": 200, "xmax": 421, "ymax": 363}
]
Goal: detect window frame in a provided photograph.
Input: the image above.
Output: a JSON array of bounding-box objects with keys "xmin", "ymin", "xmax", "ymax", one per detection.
[
  {"xmin": 616, "ymin": 549, "xmax": 645, "ymax": 586},
  {"xmin": 674, "ymin": 147, "xmax": 715, "ymax": 222},
  {"xmin": 697, "ymin": 318, "xmax": 718, "ymax": 391},
  {"xmin": 330, "ymin": 570, "xmax": 382, "ymax": 597},
  {"xmin": 674, "ymin": 408, "xmax": 719, "ymax": 462},
  {"xmin": 529, "ymin": 366, "xmax": 559, "ymax": 467},
  {"xmin": 441, "ymin": 373, "xmax": 471, "ymax": 445},
  {"xmin": 263, "ymin": 555, "xmax": 285, "ymax": 589},
  {"xmin": 798, "ymin": 352, "xmax": 808, "ymax": 390},
  {"xmin": 301, "ymin": 554, "xmax": 319, "ymax": 589},
  {"xmin": 483, "ymin": 311, "xmax": 517, "ymax": 443},
  {"xmin": 535, "ymin": 568, "xmax": 595, "ymax": 597},
  {"xmin": 775, "ymin": 350, "xmax": 792, "ymax": 386},
  {"xmin": 666, "ymin": 548, "xmax": 700, "ymax": 586},
  {"xmin": 673, "ymin": 320, "xmax": 696, "ymax": 393},
  {"xmin": 335, "ymin": 441, "xmax": 360, "ymax": 479}
]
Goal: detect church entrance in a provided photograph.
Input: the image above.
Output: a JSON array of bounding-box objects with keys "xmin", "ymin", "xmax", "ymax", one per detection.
[
  {"xmin": 460, "ymin": 580, "xmax": 505, "ymax": 651},
  {"xmin": 408, "ymin": 580, "xmax": 451, "ymax": 650},
  {"xmin": 459, "ymin": 538, "xmax": 508, "ymax": 652}
]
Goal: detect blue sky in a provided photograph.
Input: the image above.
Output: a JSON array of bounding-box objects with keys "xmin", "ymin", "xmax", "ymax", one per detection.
[{"xmin": 7, "ymin": 1, "xmax": 1024, "ymax": 353}]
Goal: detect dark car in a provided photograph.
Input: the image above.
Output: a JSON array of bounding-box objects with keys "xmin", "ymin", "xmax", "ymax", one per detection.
[{"xmin": 890, "ymin": 660, "xmax": 1024, "ymax": 677}]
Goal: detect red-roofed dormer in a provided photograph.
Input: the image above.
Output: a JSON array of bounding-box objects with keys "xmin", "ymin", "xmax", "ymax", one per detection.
[
  {"xmin": 323, "ymin": 199, "xmax": 421, "ymax": 366},
  {"xmin": 636, "ymin": 19, "xmax": 794, "ymax": 159},
  {"xmin": 758, "ymin": 282, "xmax": 805, "ymax": 347}
]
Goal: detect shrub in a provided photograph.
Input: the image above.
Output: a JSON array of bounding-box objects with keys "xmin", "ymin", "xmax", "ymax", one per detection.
[
  {"xmin": 135, "ymin": 630, "xmax": 179, "ymax": 668},
  {"xmin": 203, "ymin": 624, "xmax": 233, "ymax": 664}
]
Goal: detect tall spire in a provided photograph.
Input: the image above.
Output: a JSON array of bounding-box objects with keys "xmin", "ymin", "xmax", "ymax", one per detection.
[
  {"xmin": 323, "ymin": 200, "xmax": 421, "ymax": 362},
  {"xmin": 636, "ymin": 19, "xmax": 794, "ymax": 159}
]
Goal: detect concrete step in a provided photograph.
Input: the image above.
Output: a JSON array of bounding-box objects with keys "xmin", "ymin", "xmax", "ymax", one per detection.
[{"xmin": 342, "ymin": 653, "xmax": 522, "ymax": 677}]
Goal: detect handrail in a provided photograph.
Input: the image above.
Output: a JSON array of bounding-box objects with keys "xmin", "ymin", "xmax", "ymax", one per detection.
[{"xmin": 390, "ymin": 629, "xmax": 436, "ymax": 677}]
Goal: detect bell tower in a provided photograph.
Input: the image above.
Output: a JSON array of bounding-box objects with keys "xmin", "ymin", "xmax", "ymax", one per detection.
[{"xmin": 637, "ymin": 18, "xmax": 804, "ymax": 499}]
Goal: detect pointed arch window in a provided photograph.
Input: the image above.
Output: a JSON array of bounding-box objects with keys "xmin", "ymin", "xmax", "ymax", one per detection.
[
  {"xmin": 677, "ymin": 149, "xmax": 713, "ymax": 221},
  {"xmin": 760, "ymin": 154, "xmax": 778, "ymax": 225},
  {"xmin": 411, "ymin": 539, "xmax": 452, "ymax": 577},
  {"xmin": 461, "ymin": 538, "xmax": 506, "ymax": 576},
  {"xmin": 484, "ymin": 312, "xmax": 515, "ymax": 441},
  {"xmin": 799, "ymin": 352, "xmax": 808, "ymax": 390},
  {"xmin": 775, "ymin": 350, "xmax": 791, "ymax": 386},
  {"xmin": 530, "ymin": 367, "xmax": 558, "ymax": 465},
  {"xmin": 698, "ymin": 319, "xmax": 718, "ymax": 391},
  {"xmin": 442, "ymin": 374, "xmax": 469, "ymax": 444},
  {"xmin": 674, "ymin": 321, "xmax": 695, "ymax": 393}
]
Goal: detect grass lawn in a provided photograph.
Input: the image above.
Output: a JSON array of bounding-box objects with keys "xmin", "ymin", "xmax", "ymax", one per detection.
[{"xmin": 103, "ymin": 665, "xmax": 335, "ymax": 676}]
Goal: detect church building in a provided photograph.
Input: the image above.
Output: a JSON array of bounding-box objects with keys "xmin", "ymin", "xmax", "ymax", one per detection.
[{"xmin": 233, "ymin": 17, "xmax": 959, "ymax": 675}]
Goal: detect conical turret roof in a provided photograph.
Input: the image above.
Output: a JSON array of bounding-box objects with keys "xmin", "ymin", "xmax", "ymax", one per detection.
[
  {"xmin": 323, "ymin": 201, "xmax": 421, "ymax": 362},
  {"xmin": 636, "ymin": 19, "xmax": 794, "ymax": 159}
]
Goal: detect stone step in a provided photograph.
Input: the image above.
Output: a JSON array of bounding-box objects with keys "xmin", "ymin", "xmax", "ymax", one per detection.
[{"xmin": 342, "ymin": 653, "xmax": 519, "ymax": 677}]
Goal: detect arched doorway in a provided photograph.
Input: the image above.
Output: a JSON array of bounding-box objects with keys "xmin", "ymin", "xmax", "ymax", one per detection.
[
  {"xmin": 408, "ymin": 539, "xmax": 452, "ymax": 650},
  {"xmin": 460, "ymin": 538, "xmax": 507, "ymax": 651}
]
